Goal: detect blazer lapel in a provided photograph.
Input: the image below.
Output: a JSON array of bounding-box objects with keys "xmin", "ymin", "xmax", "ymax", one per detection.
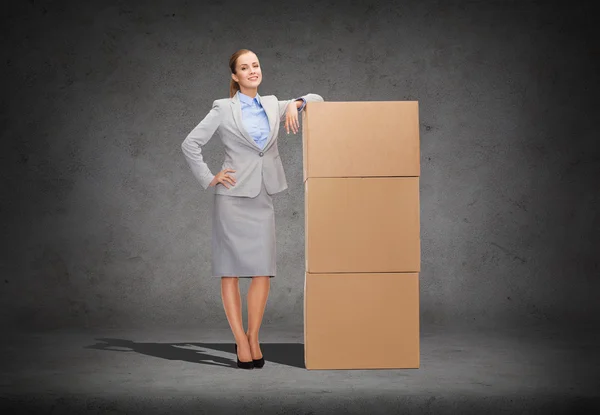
[
  {"xmin": 231, "ymin": 93, "xmax": 260, "ymax": 149},
  {"xmin": 262, "ymin": 96, "xmax": 278, "ymax": 150}
]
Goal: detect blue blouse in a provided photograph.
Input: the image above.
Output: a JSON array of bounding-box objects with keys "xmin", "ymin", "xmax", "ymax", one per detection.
[{"xmin": 238, "ymin": 90, "xmax": 306, "ymax": 149}]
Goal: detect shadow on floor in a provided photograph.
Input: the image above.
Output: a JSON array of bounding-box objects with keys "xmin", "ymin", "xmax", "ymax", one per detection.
[{"xmin": 85, "ymin": 339, "xmax": 305, "ymax": 369}]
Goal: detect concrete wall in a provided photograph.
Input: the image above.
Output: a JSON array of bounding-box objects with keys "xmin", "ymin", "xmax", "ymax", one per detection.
[{"xmin": 1, "ymin": 0, "xmax": 598, "ymax": 329}]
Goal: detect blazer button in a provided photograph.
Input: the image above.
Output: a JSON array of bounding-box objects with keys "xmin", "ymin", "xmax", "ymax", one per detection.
[{"xmin": 259, "ymin": 152, "xmax": 264, "ymax": 157}]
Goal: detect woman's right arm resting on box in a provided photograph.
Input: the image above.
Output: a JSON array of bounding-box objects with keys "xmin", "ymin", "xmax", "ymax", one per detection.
[{"xmin": 181, "ymin": 100, "xmax": 222, "ymax": 190}]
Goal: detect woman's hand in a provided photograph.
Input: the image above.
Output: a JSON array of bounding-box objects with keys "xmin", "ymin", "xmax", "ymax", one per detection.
[
  {"xmin": 285, "ymin": 100, "xmax": 300, "ymax": 134},
  {"xmin": 209, "ymin": 168, "xmax": 236, "ymax": 189}
]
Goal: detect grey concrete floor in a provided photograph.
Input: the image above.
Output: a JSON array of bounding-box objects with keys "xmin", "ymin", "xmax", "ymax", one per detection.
[{"xmin": 1, "ymin": 324, "xmax": 598, "ymax": 414}]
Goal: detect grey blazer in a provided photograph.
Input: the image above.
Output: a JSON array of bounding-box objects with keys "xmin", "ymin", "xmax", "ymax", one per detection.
[{"xmin": 181, "ymin": 92, "xmax": 324, "ymax": 198}]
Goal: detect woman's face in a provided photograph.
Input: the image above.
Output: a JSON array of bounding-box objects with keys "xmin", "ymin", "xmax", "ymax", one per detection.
[{"xmin": 233, "ymin": 52, "xmax": 262, "ymax": 90}]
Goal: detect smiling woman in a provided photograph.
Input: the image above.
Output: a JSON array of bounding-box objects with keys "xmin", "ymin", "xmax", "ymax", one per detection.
[
  {"xmin": 230, "ymin": 51, "xmax": 263, "ymax": 97},
  {"xmin": 180, "ymin": 48, "xmax": 324, "ymax": 369}
]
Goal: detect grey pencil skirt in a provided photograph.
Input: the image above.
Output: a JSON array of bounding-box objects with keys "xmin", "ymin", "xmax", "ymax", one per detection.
[{"xmin": 211, "ymin": 178, "xmax": 276, "ymax": 278}]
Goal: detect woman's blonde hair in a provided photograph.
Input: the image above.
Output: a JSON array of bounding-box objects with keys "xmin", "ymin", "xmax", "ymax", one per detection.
[{"xmin": 229, "ymin": 49, "xmax": 254, "ymax": 98}]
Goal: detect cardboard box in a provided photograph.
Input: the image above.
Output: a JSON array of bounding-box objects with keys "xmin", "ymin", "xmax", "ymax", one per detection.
[
  {"xmin": 304, "ymin": 272, "xmax": 420, "ymax": 369},
  {"xmin": 305, "ymin": 177, "xmax": 420, "ymax": 273},
  {"xmin": 302, "ymin": 101, "xmax": 420, "ymax": 180}
]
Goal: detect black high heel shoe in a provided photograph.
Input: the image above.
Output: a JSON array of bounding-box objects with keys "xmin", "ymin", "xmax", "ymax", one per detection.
[
  {"xmin": 246, "ymin": 333, "xmax": 265, "ymax": 368},
  {"xmin": 234, "ymin": 343, "xmax": 254, "ymax": 370},
  {"xmin": 253, "ymin": 356, "xmax": 265, "ymax": 369}
]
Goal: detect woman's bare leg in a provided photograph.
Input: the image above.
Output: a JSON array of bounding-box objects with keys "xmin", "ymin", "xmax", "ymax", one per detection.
[
  {"xmin": 247, "ymin": 276, "xmax": 270, "ymax": 360},
  {"xmin": 221, "ymin": 276, "xmax": 252, "ymax": 362}
]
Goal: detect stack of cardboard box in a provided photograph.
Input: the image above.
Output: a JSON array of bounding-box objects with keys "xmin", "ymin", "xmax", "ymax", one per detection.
[{"xmin": 302, "ymin": 101, "xmax": 421, "ymax": 369}]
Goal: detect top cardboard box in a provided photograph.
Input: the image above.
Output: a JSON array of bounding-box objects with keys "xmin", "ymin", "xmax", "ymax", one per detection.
[{"xmin": 302, "ymin": 101, "xmax": 420, "ymax": 179}]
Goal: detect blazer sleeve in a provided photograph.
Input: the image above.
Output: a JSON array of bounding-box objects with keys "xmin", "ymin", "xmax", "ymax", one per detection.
[
  {"xmin": 277, "ymin": 93, "xmax": 325, "ymax": 122},
  {"xmin": 181, "ymin": 100, "xmax": 222, "ymax": 190}
]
